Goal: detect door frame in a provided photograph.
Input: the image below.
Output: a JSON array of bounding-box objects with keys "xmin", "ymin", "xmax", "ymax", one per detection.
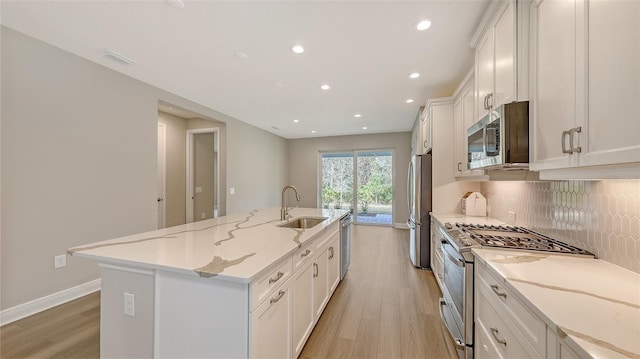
[
  {"xmin": 157, "ymin": 123, "xmax": 167, "ymax": 229},
  {"xmin": 186, "ymin": 127, "xmax": 220, "ymax": 223}
]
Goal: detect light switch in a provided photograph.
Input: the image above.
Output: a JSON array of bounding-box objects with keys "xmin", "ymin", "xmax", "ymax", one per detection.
[
  {"xmin": 230, "ymin": 187, "xmax": 235, "ymax": 195},
  {"xmin": 124, "ymin": 292, "xmax": 135, "ymax": 317},
  {"xmin": 195, "ymin": 187, "xmax": 203, "ymax": 193}
]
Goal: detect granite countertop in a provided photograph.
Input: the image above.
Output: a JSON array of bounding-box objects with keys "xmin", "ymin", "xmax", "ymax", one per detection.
[
  {"xmin": 69, "ymin": 207, "xmax": 348, "ymax": 283},
  {"xmin": 473, "ymin": 248, "xmax": 640, "ymax": 359},
  {"xmin": 431, "ymin": 213, "xmax": 640, "ymax": 358}
]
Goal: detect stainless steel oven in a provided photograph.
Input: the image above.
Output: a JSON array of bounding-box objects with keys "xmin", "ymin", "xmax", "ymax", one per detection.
[{"xmin": 437, "ymin": 225, "xmax": 475, "ymax": 359}]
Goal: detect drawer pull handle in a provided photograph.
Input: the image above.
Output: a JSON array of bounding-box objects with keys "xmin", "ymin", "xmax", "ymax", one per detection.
[
  {"xmin": 301, "ymin": 249, "xmax": 311, "ymax": 258},
  {"xmin": 268, "ymin": 271, "xmax": 284, "ymax": 284},
  {"xmin": 490, "ymin": 284, "xmax": 507, "ymax": 299},
  {"xmin": 490, "ymin": 327, "xmax": 507, "ymax": 346},
  {"xmin": 270, "ymin": 290, "xmax": 285, "ymax": 304},
  {"xmin": 313, "ymin": 263, "xmax": 318, "ymax": 277},
  {"xmin": 329, "ymin": 247, "xmax": 334, "ymax": 260}
]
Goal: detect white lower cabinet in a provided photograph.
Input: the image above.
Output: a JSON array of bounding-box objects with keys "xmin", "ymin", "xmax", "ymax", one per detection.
[
  {"xmin": 313, "ymin": 246, "xmax": 329, "ymax": 318},
  {"xmin": 475, "ymin": 260, "xmax": 583, "ymax": 359},
  {"xmin": 250, "ymin": 279, "xmax": 292, "ymax": 359},
  {"xmin": 291, "ymin": 260, "xmax": 314, "ymax": 357},
  {"xmin": 327, "ymin": 235, "xmax": 341, "ymax": 293}
]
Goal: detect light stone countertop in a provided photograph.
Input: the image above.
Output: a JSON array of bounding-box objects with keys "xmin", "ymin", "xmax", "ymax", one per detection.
[
  {"xmin": 69, "ymin": 207, "xmax": 349, "ymax": 283},
  {"xmin": 431, "ymin": 213, "xmax": 640, "ymax": 358}
]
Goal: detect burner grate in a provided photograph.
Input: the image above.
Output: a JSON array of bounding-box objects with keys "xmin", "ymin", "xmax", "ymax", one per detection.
[{"xmin": 455, "ymin": 223, "xmax": 593, "ymax": 256}]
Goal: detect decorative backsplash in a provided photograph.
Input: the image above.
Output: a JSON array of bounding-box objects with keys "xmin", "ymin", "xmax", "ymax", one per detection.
[{"xmin": 480, "ymin": 180, "xmax": 640, "ymax": 273}]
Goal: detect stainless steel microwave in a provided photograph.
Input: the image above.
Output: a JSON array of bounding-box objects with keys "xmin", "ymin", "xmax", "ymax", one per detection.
[{"xmin": 467, "ymin": 101, "xmax": 529, "ymax": 170}]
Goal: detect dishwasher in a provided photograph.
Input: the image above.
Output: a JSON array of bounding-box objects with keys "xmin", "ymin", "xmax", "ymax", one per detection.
[{"xmin": 340, "ymin": 214, "xmax": 352, "ymax": 280}]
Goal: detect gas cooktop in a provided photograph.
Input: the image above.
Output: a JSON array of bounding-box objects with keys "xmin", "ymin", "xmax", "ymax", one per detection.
[{"xmin": 455, "ymin": 223, "xmax": 594, "ymax": 257}]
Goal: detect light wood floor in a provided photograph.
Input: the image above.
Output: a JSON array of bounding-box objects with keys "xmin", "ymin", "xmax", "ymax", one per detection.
[{"xmin": 0, "ymin": 226, "xmax": 456, "ymax": 359}]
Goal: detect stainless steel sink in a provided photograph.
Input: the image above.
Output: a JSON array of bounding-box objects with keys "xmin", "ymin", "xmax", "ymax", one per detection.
[{"xmin": 277, "ymin": 216, "xmax": 328, "ymax": 229}]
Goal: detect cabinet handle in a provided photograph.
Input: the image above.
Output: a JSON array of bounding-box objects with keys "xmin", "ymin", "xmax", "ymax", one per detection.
[
  {"xmin": 313, "ymin": 263, "xmax": 318, "ymax": 277},
  {"xmin": 561, "ymin": 130, "xmax": 573, "ymax": 154},
  {"xmin": 457, "ymin": 162, "xmax": 462, "ymax": 172},
  {"xmin": 301, "ymin": 249, "xmax": 311, "ymax": 258},
  {"xmin": 268, "ymin": 271, "xmax": 284, "ymax": 284},
  {"xmin": 329, "ymin": 247, "xmax": 334, "ymax": 260},
  {"xmin": 270, "ymin": 290, "xmax": 285, "ymax": 304},
  {"xmin": 487, "ymin": 93, "xmax": 493, "ymax": 110},
  {"xmin": 483, "ymin": 95, "xmax": 488, "ymax": 110},
  {"xmin": 490, "ymin": 327, "xmax": 507, "ymax": 346},
  {"xmin": 570, "ymin": 126, "xmax": 582, "ymax": 153},
  {"xmin": 490, "ymin": 284, "xmax": 507, "ymax": 299}
]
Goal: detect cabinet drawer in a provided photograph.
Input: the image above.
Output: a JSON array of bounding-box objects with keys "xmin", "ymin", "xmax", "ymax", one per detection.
[
  {"xmin": 476, "ymin": 287, "xmax": 542, "ymax": 359},
  {"xmin": 292, "ymin": 242, "xmax": 316, "ymax": 271},
  {"xmin": 476, "ymin": 319, "xmax": 503, "ymax": 359},
  {"xmin": 434, "ymin": 251, "xmax": 444, "ymax": 289},
  {"xmin": 476, "ymin": 263, "xmax": 546, "ymax": 356},
  {"xmin": 314, "ymin": 226, "xmax": 339, "ymax": 251},
  {"xmin": 250, "ymin": 257, "xmax": 292, "ymax": 311}
]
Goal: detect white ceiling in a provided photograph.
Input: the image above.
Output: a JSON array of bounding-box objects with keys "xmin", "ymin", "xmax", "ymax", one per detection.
[{"xmin": 1, "ymin": 0, "xmax": 489, "ymax": 139}]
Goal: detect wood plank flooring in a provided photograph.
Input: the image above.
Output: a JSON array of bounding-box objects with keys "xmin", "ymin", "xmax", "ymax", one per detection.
[{"xmin": 0, "ymin": 225, "xmax": 457, "ymax": 359}]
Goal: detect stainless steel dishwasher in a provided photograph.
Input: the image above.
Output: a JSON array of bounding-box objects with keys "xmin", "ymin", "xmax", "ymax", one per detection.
[{"xmin": 340, "ymin": 215, "xmax": 352, "ymax": 280}]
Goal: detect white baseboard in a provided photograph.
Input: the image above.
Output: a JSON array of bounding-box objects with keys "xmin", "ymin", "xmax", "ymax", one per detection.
[
  {"xmin": 394, "ymin": 222, "xmax": 409, "ymax": 229},
  {"xmin": 0, "ymin": 279, "xmax": 101, "ymax": 326}
]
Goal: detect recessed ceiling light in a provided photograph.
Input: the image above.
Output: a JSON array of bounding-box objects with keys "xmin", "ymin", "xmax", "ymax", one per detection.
[
  {"xmin": 362, "ymin": 126, "xmax": 368, "ymax": 130},
  {"xmin": 293, "ymin": 119, "xmax": 300, "ymax": 123},
  {"xmin": 103, "ymin": 49, "xmax": 136, "ymax": 65},
  {"xmin": 320, "ymin": 84, "xmax": 331, "ymax": 90},
  {"xmin": 311, "ymin": 130, "xmax": 317, "ymax": 134},
  {"xmin": 291, "ymin": 45, "xmax": 305, "ymax": 54},
  {"xmin": 406, "ymin": 98, "xmax": 415, "ymax": 103},
  {"xmin": 354, "ymin": 113, "xmax": 362, "ymax": 118},
  {"xmin": 416, "ymin": 20, "xmax": 432, "ymax": 31},
  {"xmin": 165, "ymin": 0, "xmax": 185, "ymax": 9},
  {"xmin": 409, "ymin": 72, "xmax": 421, "ymax": 79}
]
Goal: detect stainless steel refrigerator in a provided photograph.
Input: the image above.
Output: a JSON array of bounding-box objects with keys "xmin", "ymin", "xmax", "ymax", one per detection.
[{"xmin": 406, "ymin": 153, "xmax": 432, "ymax": 269}]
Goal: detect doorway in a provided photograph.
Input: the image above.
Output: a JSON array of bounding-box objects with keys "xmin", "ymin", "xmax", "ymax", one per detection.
[{"xmin": 320, "ymin": 150, "xmax": 393, "ymax": 225}]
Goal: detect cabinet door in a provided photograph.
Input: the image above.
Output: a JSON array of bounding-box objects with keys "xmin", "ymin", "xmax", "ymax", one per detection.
[
  {"xmin": 476, "ymin": 31, "xmax": 494, "ymax": 122},
  {"xmin": 530, "ymin": 0, "xmax": 577, "ymax": 170},
  {"xmin": 313, "ymin": 248, "xmax": 329, "ymax": 318},
  {"xmin": 580, "ymin": 0, "xmax": 640, "ymax": 167},
  {"xmin": 327, "ymin": 236, "xmax": 341, "ymax": 294},
  {"xmin": 493, "ymin": 0, "xmax": 515, "ymax": 107},
  {"xmin": 422, "ymin": 109, "xmax": 432, "ymax": 153},
  {"xmin": 453, "ymin": 98, "xmax": 465, "ymax": 176},
  {"xmin": 291, "ymin": 260, "xmax": 314, "ymax": 358},
  {"xmin": 251, "ymin": 281, "xmax": 291, "ymax": 359}
]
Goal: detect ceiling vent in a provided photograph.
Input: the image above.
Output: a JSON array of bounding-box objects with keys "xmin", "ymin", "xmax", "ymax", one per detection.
[{"xmin": 103, "ymin": 49, "xmax": 136, "ymax": 65}]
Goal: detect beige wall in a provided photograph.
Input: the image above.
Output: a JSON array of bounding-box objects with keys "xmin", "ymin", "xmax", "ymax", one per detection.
[
  {"xmin": 288, "ymin": 132, "xmax": 411, "ymax": 226},
  {"xmin": 0, "ymin": 27, "xmax": 287, "ymax": 310},
  {"xmin": 193, "ymin": 132, "xmax": 215, "ymax": 221}
]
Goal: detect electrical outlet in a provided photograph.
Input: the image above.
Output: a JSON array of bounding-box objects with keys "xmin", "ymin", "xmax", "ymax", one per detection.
[
  {"xmin": 124, "ymin": 292, "xmax": 135, "ymax": 317},
  {"xmin": 229, "ymin": 187, "xmax": 235, "ymax": 195},
  {"xmin": 201, "ymin": 212, "xmax": 206, "ymax": 219},
  {"xmin": 54, "ymin": 254, "xmax": 66, "ymax": 269},
  {"xmin": 508, "ymin": 211, "xmax": 516, "ymax": 224}
]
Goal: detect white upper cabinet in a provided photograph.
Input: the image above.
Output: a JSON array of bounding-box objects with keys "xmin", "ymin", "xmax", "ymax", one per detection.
[
  {"xmin": 454, "ymin": 69, "xmax": 486, "ymax": 178},
  {"xmin": 422, "ymin": 106, "xmax": 432, "ymax": 153},
  {"xmin": 530, "ymin": 0, "xmax": 640, "ymax": 178},
  {"xmin": 473, "ymin": 0, "xmax": 528, "ymax": 123}
]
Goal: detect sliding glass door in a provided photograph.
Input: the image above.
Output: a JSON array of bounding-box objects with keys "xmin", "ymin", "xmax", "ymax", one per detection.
[{"xmin": 320, "ymin": 150, "xmax": 393, "ymax": 226}]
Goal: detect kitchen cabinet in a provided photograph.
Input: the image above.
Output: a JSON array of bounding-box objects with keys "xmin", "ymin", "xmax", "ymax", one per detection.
[
  {"xmin": 453, "ymin": 69, "xmax": 487, "ymax": 178},
  {"xmin": 546, "ymin": 328, "xmax": 580, "ymax": 359},
  {"xmin": 530, "ymin": 0, "xmax": 640, "ymax": 178},
  {"xmin": 291, "ymin": 259, "xmax": 314, "ymax": 357},
  {"xmin": 313, "ymin": 247, "xmax": 329, "ymax": 318},
  {"xmin": 327, "ymin": 235, "xmax": 341, "ymax": 294},
  {"xmin": 473, "ymin": 0, "xmax": 528, "ymax": 123},
  {"xmin": 250, "ymin": 279, "xmax": 292, "ymax": 359},
  {"xmin": 422, "ymin": 106, "xmax": 432, "ymax": 153},
  {"xmin": 430, "ymin": 220, "xmax": 444, "ymax": 290},
  {"xmin": 410, "ymin": 107, "xmax": 424, "ymax": 156}
]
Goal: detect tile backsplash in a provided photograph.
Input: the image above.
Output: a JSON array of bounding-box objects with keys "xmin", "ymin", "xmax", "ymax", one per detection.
[{"xmin": 480, "ymin": 180, "xmax": 640, "ymax": 273}]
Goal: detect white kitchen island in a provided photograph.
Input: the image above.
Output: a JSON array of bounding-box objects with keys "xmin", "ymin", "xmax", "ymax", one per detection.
[{"xmin": 69, "ymin": 207, "xmax": 349, "ymax": 359}]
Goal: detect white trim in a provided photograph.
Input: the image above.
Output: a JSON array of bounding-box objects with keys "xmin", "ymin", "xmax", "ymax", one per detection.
[
  {"xmin": 394, "ymin": 222, "xmax": 409, "ymax": 229},
  {"xmin": 157, "ymin": 122, "xmax": 167, "ymax": 229},
  {"xmin": 186, "ymin": 127, "xmax": 220, "ymax": 223},
  {"xmin": 0, "ymin": 279, "xmax": 101, "ymax": 326}
]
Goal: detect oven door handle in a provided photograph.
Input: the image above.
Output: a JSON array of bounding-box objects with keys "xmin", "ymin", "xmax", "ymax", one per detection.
[
  {"xmin": 439, "ymin": 299, "xmax": 466, "ymax": 350},
  {"xmin": 442, "ymin": 242, "xmax": 465, "ymax": 267}
]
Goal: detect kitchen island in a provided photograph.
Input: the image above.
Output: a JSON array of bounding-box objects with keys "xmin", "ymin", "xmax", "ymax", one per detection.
[{"xmin": 69, "ymin": 207, "xmax": 349, "ymax": 359}]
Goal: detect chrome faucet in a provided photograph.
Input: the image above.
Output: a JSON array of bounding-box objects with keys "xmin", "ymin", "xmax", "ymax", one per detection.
[{"xmin": 281, "ymin": 185, "xmax": 301, "ymax": 220}]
